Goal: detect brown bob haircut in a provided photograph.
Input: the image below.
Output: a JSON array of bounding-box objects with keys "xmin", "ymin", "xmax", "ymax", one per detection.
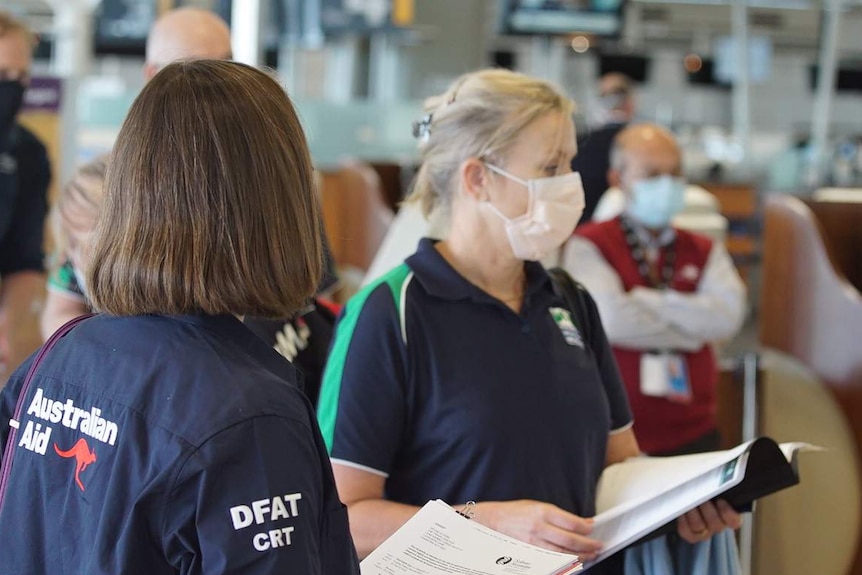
[{"xmin": 86, "ymin": 60, "xmax": 322, "ymax": 317}]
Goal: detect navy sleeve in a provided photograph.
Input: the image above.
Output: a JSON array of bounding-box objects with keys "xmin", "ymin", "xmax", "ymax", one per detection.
[
  {"xmin": 0, "ymin": 357, "xmax": 35, "ymax": 453},
  {"xmin": 317, "ymin": 283, "xmax": 407, "ymax": 476},
  {"xmin": 162, "ymin": 415, "xmax": 357, "ymax": 575},
  {"xmin": 0, "ymin": 134, "xmax": 49, "ymax": 276},
  {"xmin": 582, "ymin": 289, "xmax": 633, "ymax": 431},
  {"xmin": 0, "ymin": 374, "xmax": 23, "ymax": 452}
]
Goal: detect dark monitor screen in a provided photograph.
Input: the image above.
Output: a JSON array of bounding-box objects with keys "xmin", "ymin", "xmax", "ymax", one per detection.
[
  {"xmin": 491, "ymin": 50, "xmax": 518, "ymax": 71},
  {"xmin": 686, "ymin": 58, "xmax": 731, "ymax": 90},
  {"xmin": 809, "ymin": 65, "xmax": 862, "ymax": 93},
  {"xmin": 598, "ymin": 54, "xmax": 649, "ymax": 82},
  {"xmin": 320, "ymin": 0, "xmax": 413, "ymax": 35},
  {"xmin": 93, "ymin": 0, "xmax": 156, "ymax": 56},
  {"xmin": 502, "ymin": 0, "xmax": 626, "ymax": 37}
]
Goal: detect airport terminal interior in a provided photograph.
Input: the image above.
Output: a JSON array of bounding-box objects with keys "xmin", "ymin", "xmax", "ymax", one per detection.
[{"xmin": 2, "ymin": 0, "xmax": 862, "ymax": 574}]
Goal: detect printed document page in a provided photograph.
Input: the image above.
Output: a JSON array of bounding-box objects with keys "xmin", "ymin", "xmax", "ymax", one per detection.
[{"xmin": 361, "ymin": 500, "xmax": 582, "ymax": 575}]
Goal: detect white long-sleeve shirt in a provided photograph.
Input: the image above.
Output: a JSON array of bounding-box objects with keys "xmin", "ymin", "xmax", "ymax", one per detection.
[{"xmin": 560, "ymin": 234, "xmax": 747, "ymax": 352}]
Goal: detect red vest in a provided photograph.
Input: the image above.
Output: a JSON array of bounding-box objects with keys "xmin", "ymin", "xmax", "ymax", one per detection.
[{"xmin": 576, "ymin": 218, "xmax": 717, "ymax": 454}]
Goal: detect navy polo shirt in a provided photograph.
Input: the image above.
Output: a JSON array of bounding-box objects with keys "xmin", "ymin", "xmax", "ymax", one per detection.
[
  {"xmin": 0, "ymin": 314, "xmax": 359, "ymax": 575},
  {"xmin": 0, "ymin": 124, "xmax": 50, "ymax": 276},
  {"xmin": 318, "ymin": 239, "xmax": 632, "ymax": 517}
]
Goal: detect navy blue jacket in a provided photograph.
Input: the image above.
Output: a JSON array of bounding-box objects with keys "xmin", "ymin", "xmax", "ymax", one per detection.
[{"xmin": 0, "ymin": 314, "xmax": 359, "ymax": 575}]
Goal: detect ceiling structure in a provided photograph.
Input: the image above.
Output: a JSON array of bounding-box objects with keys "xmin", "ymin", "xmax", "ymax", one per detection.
[
  {"xmin": 6, "ymin": 0, "xmax": 862, "ymax": 57},
  {"xmin": 627, "ymin": 0, "xmax": 862, "ymax": 53}
]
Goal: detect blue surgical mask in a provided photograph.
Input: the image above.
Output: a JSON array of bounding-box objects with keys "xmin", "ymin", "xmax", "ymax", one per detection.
[{"xmin": 627, "ymin": 175, "xmax": 686, "ymax": 229}]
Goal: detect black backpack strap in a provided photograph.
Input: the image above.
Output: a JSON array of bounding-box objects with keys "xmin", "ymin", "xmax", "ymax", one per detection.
[{"xmin": 547, "ymin": 267, "xmax": 593, "ymax": 345}]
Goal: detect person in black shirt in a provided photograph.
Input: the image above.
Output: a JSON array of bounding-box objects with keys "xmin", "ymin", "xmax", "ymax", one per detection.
[
  {"xmin": 0, "ymin": 12, "xmax": 50, "ymax": 379},
  {"xmin": 571, "ymin": 73, "xmax": 636, "ymax": 224}
]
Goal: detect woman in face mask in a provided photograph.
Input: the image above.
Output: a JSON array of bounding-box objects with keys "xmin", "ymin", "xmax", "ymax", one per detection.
[
  {"xmin": 318, "ymin": 70, "xmax": 633, "ymax": 571},
  {"xmin": 319, "ymin": 70, "xmax": 740, "ymax": 571}
]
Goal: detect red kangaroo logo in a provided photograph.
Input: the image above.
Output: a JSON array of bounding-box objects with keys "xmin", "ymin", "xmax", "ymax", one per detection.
[{"xmin": 54, "ymin": 438, "xmax": 97, "ymax": 492}]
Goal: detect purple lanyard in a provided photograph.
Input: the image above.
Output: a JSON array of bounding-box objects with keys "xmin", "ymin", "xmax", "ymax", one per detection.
[{"xmin": 0, "ymin": 314, "xmax": 94, "ymax": 512}]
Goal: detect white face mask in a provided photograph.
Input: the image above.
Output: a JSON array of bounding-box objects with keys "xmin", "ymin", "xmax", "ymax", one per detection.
[
  {"xmin": 483, "ymin": 164, "xmax": 586, "ymax": 261},
  {"xmin": 72, "ymin": 266, "xmax": 88, "ymax": 299}
]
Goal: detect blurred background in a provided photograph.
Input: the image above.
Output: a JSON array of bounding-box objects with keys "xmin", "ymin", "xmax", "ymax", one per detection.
[
  {"xmin": 5, "ymin": 1, "xmax": 862, "ymax": 574},
  {"xmin": 9, "ymin": 0, "xmax": 862, "ymax": 191}
]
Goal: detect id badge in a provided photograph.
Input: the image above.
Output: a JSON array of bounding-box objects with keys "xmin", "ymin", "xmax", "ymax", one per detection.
[{"xmin": 640, "ymin": 353, "xmax": 692, "ymax": 404}]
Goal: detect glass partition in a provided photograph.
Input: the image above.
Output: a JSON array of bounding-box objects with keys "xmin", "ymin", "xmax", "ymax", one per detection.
[{"xmin": 75, "ymin": 80, "xmax": 423, "ymax": 169}]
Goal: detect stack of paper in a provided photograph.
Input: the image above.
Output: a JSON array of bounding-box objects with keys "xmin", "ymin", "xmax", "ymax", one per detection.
[{"xmin": 361, "ymin": 500, "xmax": 582, "ymax": 575}]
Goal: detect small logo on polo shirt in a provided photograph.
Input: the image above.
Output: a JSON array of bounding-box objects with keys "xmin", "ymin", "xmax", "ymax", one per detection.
[
  {"xmin": 550, "ymin": 307, "xmax": 584, "ymax": 348},
  {"xmin": 679, "ymin": 264, "xmax": 701, "ymax": 282},
  {"xmin": 273, "ymin": 318, "xmax": 311, "ymax": 361}
]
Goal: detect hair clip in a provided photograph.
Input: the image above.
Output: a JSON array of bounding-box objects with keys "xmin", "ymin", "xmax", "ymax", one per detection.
[
  {"xmin": 447, "ymin": 77, "xmax": 468, "ymax": 105},
  {"xmin": 412, "ymin": 114, "xmax": 433, "ymax": 143},
  {"xmin": 456, "ymin": 501, "xmax": 476, "ymax": 520}
]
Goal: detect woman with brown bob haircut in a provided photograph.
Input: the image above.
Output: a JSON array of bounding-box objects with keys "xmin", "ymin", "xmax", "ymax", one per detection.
[{"xmin": 0, "ymin": 60, "xmax": 359, "ymax": 575}]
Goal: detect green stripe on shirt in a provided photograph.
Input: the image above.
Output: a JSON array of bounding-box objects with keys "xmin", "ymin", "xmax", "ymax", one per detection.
[
  {"xmin": 317, "ymin": 263, "xmax": 411, "ymax": 453},
  {"xmin": 47, "ymin": 261, "xmax": 87, "ymax": 302}
]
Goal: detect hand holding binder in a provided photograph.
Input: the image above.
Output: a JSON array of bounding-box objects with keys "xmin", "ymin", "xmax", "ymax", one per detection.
[
  {"xmin": 585, "ymin": 437, "xmax": 818, "ymax": 568},
  {"xmin": 367, "ymin": 438, "xmax": 816, "ymax": 574}
]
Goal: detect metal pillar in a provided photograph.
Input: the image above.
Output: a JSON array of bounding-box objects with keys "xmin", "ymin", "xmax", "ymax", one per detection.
[
  {"xmin": 46, "ymin": 0, "xmax": 98, "ymax": 185},
  {"xmin": 731, "ymin": 0, "xmax": 751, "ymax": 176},
  {"xmin": 50, "ymin": 2, "xmax": 95, "ymax": 78},
  {"xmin": 326, "ymin": 38, "xmax": 359, "ymax": 104},
  {"xmin": 527, "ymin": 35, "xmax": 567, "ymax": 88},
  {"xmin": 811, "ymin": 0, "xmax": 844, "ymax": 187},
  {"xmin": 369, "ymin": 33, "xmax": 402, "ymax": 103},
  {"xmin": 738, "ymin": 353, "xmax": 760, "ymax": 575},
  {"xmin": 528, "ymin": 35, "xmax": 552, "ymax": 81},
  {"xmin": 303, "ymin": 0, "xmax": 325, "ymax": 48},
  {"xmin": 231, "ymin": 0, "xmax": 264, "ymax": 67}
]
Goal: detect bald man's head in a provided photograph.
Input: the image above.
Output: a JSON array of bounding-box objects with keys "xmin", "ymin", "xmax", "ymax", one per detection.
[
  {"xmin": 608, "ymin": 124, "xmax": 682, "ymax": 194},
  {"xmin": 144, "ymin": 8, "xmax": 231, "ymax": 81}
]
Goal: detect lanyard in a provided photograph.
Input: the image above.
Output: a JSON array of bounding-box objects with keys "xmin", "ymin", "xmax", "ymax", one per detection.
[
  {"xmin": 0, "ymin": 314, "xmax": 94, "ymax": 512},
  {"xmin": 619, "ymin": 217, "xmax": 676, "ymax": 289}
]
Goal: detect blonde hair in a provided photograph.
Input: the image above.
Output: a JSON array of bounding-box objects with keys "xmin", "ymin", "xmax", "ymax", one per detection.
[
  {"xmin": 408, "ymin": 68, "xmax": 573, "ymax": 217},
  {"xmin": 0, "ymin": 11, "xmax": 36, "ymax": 47},
  {"xmin": 51, "ymin": 155, "xmax": 109, "ymax": 264}
]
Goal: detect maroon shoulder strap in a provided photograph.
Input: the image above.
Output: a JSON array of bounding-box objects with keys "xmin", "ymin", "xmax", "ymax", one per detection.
[{"xmin": 0, "ymin": 313, "xmax": 95, "ymax": 511}]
